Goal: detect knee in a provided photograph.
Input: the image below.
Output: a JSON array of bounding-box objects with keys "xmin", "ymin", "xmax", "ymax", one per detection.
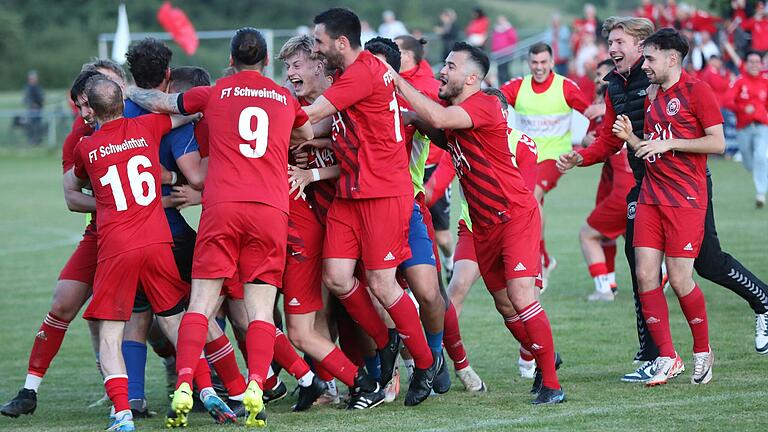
[
  {"xmin": 634, "ymin": 266, "xmax": 658, "ymax": 289},
  {"xmin": 286, "ymin": 326, "xmax": 310, "ymax": 351},
  {"xmin": 49, "ymin": 301, "xmax": 79, "ymax": 322}
]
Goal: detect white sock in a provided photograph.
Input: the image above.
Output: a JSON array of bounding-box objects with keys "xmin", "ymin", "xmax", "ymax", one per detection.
[
  {"xmin": 297, "ymin": 371, "xmax": 315, "ymax": 387},
  {"xmin": 593, "ymin": 275, "xmax": 611, "ymax": 293},
  {"xmin": 199, "ymin": 387, "xmax": 216, "ymax": 401},
  {"xmin": 607, "ymin": 272, "xmax": 616, "ymax": 286},
  {"xmin": 24, "ymin": 374, "xmax": 42, "ymax": 392},
  {"xmin": 115, "ymin": 409, "xmax": 133, "ymax": 421},
  {"xmin": 443, "ymin": 254, "xmax": 454, "ymax": 271},
  {"xmin": 403, "ymin": 359, "xmax": 415, "ymax": 382},
  {"xmin": 229, "ymin": 392, "xmax": 244, "ymax": 401},
  {"xmin": 325, "ymin": 379, "xmax": 337, "ymax": 395}
]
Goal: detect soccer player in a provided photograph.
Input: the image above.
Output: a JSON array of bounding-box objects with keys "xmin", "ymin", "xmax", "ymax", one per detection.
[
  {"xmin": 0, "ymin": 61, "xmax": 127, "ymax": 419},
  {"xmin": 127, "ymin": 28, "xmax": 313, "ymax": 427},
  {"xmin": 302, "ymin": 8, "xmax": 439, "ymax": 407},
  {"xmin": 581, "ymin": 59, "xmax": 635, "ymax": 302},
  {"xmin": 500, "ymin": 42, "xmax": 591, "ymax": 290},
  {"xmin": 68, "ymin": 76, "xmax": 194, "ymax": 431},
  {"xmin": 725, "ymin": 51, "xmax": 768, "ymax": 208},
  {"xmin": 558, "ymin": 17, "xmax": 768, "ymax": 382},
  {"xmin": 611, "ymin": 28, "xmax": 722, "ymax": 385},
  {"xmin": 278, "ymin": 34, "xmax": 384, "ymax": 410},
  {"xmin": 393, "ymin": 42, "xmax": 565, "ymax": 404}
]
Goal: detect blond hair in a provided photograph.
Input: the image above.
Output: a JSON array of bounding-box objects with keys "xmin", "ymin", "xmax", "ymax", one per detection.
[
  {"xmin": 278, "ymin": 35, "xmax": 321, "ymax": 61},
  {"xmin": 602, "ymin": 16, "xmax": 655, "ymax": 41}
]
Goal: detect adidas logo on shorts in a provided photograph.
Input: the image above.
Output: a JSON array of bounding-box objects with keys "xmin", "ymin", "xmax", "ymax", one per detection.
[
  {"xmin": 514, "ymin": 262, "xmax": 527, "ymax": 271},
  {"xmin": 384, "ymin": 252, "xmax": 396, "ymax": 261},
  {"xmin": 683, "ymin": 243, "xmax": 694, "ymax": 251},
  {"xmin": 288, "ymin": 298, "xmax": 301, "ymax": 307}
]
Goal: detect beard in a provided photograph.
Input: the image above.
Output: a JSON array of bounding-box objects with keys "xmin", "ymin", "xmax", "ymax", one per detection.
[{"xmin": 438, "ymin": 80, "xmax": 462, "ymax": 101}]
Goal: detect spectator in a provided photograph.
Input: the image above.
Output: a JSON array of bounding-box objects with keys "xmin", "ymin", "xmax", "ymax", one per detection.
[
  {"xmin": 638, "ymin": 0, "xmax": 659, "ymax": 25},
  {"xmin": 743, "ymin": 2, "xmax": 768, "ymax": 53},
  {"xmin": 434, "ymin": 8, "xmax": 459, "ymax": 60},
  {"xmin": 699, "ymin": 55, "xmax": 739, "ymax": 154},
  {"xmin": 574, "ymin": 33, "xmax": 599, "ymax": 77},
  {"xmin": 491, "ymin": 15, "xmax": 518, "ymax": 84},
  {"xmin": 690, "ymin": 31, "xmax": 721, "ymax": 70},
  {"xmin": 546, "ymin": 13, "xmax": 572, "ymax": 76},
  {"xmin": 22, "ymin": 69, "xmax": 44, "ymax": 146},
  {"xmin": 465, "ymin": 7, "xmax": 490, "ymax": 48},
  {"xmin": 572, "ymin": 3, "xmax": 599, "ymax": 53},
  {"xmin": 378, "ymin": 10, "xmax": 407, "ymax": 39},
  {"xmin": 361, "ymin": 20, "xmax": 378, "ymax": 45}
]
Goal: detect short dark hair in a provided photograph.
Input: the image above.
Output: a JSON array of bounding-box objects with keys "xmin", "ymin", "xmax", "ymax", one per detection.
[
  {"xmin": 313, "ymin": 8, "xmax": 362, "ymax": 49},
  {"xmin": 126, "ymin": 38, "xmax": 173, "ymax": 89},
  {"xmin": 170, "ymin": 66, "xmax": 211, "ymax": 92},
  {"xmin": 642, "ymin": 28, "xmax": 689, "ymax": 61},
  {"xmin": 482, "ymin": 87, "xmax": 508, "ymax": 110},
  {"xmin": 746, "ymin": 50, "xmax": 763, "ymax": 60},
  {"xmin": 365, "ymin": 37, "xmax": 401, "ymax": 71},
  {"xmin": 529, "ymin": 42, "xmax": 553, "ymax": 57},
  {"xmin": 85, "ymin": 75, "xmax": 123, "ymax": 120},
  {"xmin": 70, "ymin": 69, "xmax": 103, "ymax": 104},
  {"xmin": 451, "ymin": 41, "xmax": 490, "ymax": 78},
  {"xmin": 597, "ymin": 59, "xmax": 615, "ymax": 69},
  {"xmin": 230, "ymin": 27, "xmax": 268, "ymax": 67},
  {"xmin": 395, "ymin": 35, "xmax": 428, "ymax": 63}
]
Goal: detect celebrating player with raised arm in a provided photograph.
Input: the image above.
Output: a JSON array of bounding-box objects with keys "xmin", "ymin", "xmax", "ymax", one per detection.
[
  {"xmin": 392, "ymin": 42, "xmax": 565, "ymax": 405},
  {"xmin": 127, "ymin": 28, "xmax": 313, "ymax": 427}
]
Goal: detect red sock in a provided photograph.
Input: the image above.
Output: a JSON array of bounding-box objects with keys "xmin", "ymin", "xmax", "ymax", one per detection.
[
  {"xmin": 678, "ymin": 284, "xmax": 710, "ymax": 353},
  {"xmin": 27, "ymin": 312, "xmax": 71, "ymax": 378},
  {"xmin": 263, "ymin": 369, "xmax": 278, "ymax": 390},
  {"xmin": 273, "ymin": 328, "xmax": 310, "ymax": 379},
  {"xmin": 315, "ymin": 360, "xmax": 334, "ymax": 382},
  {"xmin": 246, "ymin": 320, "xmax": 276, "ymax": 388},
  {"xmin": 175, "ymin": 312, "xmax": 209, "ymax": 388},
  {"xmin": 386, "ymin": 292, "xmax": 433, "ymax": 369},
  {"xmin": 602, "ymin": 243, "xmax": 617, "ymax": 273},
  {"xmin": 104, "ymin": 375, "xmax": 129, "ymax": 413},
  {"xmin": 519, "ymin": 346, "xmax": 535, "ymax": 362},
  {"xmin": 540, "ymin": 239, "xmax": 550, "ymax": 268},
  {"xmin": 588, "ymin": 262, "xmax": 608, "ymax": 278},
  {"xmin": 503, "ymin": 315, "xmax": 532, "ymax": 350},
  {"xmin": 337, "ymin": 279, "xmax": 389, "ymax": 349},
  {"xmin": 640, "ymin": 287, "xmax": 675, "ymax": 358},
  {"xmin": 519, "ymin": 302, "xmax": 559, "ymax": 389},
  {"xmin": 337, "ymin": 315, "xmax": 364, "ymax": 366},
  {"xmin": 319, "ymin": 347, "xmax": 357, "ymax": 386},
  {"xmin": 194, "ymin": 357, "xmax": 213, "ymax": 390},
  {"xmin": 234, "ymin": 331, "xmax": 248, "ymax": 362},
  {"xmin": 443, "ymin": 303, "xmax": 469, "ymax": 370},
  {"xmin": 205, "ymin": 335, "xmax": 246, "ymax": 396}
]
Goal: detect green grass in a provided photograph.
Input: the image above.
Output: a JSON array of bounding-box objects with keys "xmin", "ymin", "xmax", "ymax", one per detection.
[{"xmin": 0, "ymin": 155, "xmax": 766, "ymax": 431}]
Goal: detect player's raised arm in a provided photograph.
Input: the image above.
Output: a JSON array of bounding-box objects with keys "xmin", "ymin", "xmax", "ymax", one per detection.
[
  {"xmin": 126, "ymin": 86, "xmax": 182, "ymax": 114},
  {"xmin": 395, "ymin": 73, "xmax": 473, "ymax": 130},
  {"xmin": 302, "ymin": 96, "xmax": 338, "ymax": 124}
]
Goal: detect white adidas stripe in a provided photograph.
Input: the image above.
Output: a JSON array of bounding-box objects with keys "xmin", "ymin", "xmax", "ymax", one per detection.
[
  {"xmin": 104, "ymin": 374, "xmax": 128, "ymax": 383},
  {"xmin": 504, "ymin": 315, "xmax": 521, "ymax": 323},
  {"xmin": 207, "ymin": 344, "xmax": 234, "ymax": 363},
  {"xmin": 519, "ymin": 304, "xmax": 543, "ymax": 322},
  {"xmin": 44, "ymin": 314, "xmax": 70, "ymax": 330}
]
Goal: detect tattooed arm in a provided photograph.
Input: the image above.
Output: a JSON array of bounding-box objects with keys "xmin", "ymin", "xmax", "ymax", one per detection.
[{"xmin": 125, "ymin": 87, "xmax": 182, "ymax": 114}]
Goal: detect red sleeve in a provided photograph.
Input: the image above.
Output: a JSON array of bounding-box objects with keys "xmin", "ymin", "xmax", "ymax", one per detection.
[
  {"xmin": 722, "ymin": 80, "xmax": 739, "ymax": 112},
  {"xmin": 141, "ymin": 113, "xmax": 173, "ymax": 142},
  {"xmin": 691, "ymin": 82, "xmax": 724, "ymax": 129},
  {"xmin": 322, "ymin": 61, "xmax": 374, "ymax": 112},
  {"xmin": 459, "ymin": 95, "xmax": 495, "ymax": 129},
  {"xmin": 563, "ymin": 78, "xmax": 591, "ymax": 114},
  {"xmin": 579, "ymin": 92, "xmax": 625, "ymax": 166},
  {"xmin": 62, "ymin": 118, "xmax": 92, "ymax": 173},
  {"xmin": 426, "ymin": 151, "xmax": 456, "ymax": 207},
  {"xmin": 73, "ymin": 139, "xmax": 88, "ymax": 179},
  {"xmin": 195, "ymin": 117, "xmax": 209, "ymax": 158},
  {"xmin": 180, "ymin": 86, "xmax": 213, "ymax": 114},
  {"xmin": 499, "ymin": 78, "xmax": 522, "ymax": 107},
  {"xmin": 292, "ymin": 96, "xmax": 309, "ymax": 128}
]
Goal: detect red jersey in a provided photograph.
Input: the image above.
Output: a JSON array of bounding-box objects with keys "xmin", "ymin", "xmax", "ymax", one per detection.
[
  {"xmin": 698, "ymin": 65, "xmax": 731, "ymax": 110},
  {"xmin": 180, "ymin": 70, "xmax": 309, "ymax": 212},
  {"xmin": 501, "ymin": 72, "xmax": 590, "ymax": 114},
  {"xmin": 725, "ymin": 73, "xmax": 768, "ymax": 128},
  {"xmin": 399, "ymin": 59, "xmax": 443, "ymax": 156},
  {"xmin": 73, "ymin": 114, "xmax": 173, "ymax": 261},
  {"xmin": 322, "ymin": 50, "xmax": 411, "ymax": 199},
  {"xmin": 641, "ymin": 71, "xmax": 723, "ymax": 209},
  {"xmin": 194, "ymin": 116, "xmax": 210, "ymax": 158},
  {"xmin": 295, "ymin": 96, "xmax": 336, "ymax": 224},
  {"xmin": 63, "ymin": 116, "xmax": 94, "ymax": 173},
  {"xmin": 744, "ymin": 18, "xmax": 768, "ymax": 52},
  {"xmin": 446, "ymin": 91, "xmax": 538, "ymax": 227}
]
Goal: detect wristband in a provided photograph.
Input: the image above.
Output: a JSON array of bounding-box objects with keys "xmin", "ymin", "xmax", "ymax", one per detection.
[
  {"xmin": 170, "ymin": 171, "xmax": 178, "ymax": 185},
  {"xmin": 311, "ymin": 168, "xmax": 320, "ymax": 182}
]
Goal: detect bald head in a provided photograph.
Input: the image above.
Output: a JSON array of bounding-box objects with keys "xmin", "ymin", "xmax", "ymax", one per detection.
[{"xmin": 85, "ymin": 75, "xmax": 124, "ymax": 123}]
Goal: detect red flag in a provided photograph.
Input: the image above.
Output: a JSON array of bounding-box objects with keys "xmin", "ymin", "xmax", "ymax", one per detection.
[{"xmin": 157, "ymin": 2, "xmax": 199, "ymax": 55}]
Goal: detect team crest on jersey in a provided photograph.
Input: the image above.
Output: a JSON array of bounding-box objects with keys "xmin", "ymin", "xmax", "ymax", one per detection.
[
  {"xmin": 627, "ymin": 201, "xmax": 637, "ymax": 220},
  {"xmin": 666, "ymin": 98, "xmax": 680, "ymax": 116}
]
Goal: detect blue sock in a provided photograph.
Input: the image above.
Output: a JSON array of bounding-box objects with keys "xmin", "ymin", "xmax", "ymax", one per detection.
[
  {"xmin": 215, "ymin": 316, "xmax": 227, "ymax": 331},
  {"xmin": 426, "ymin": 331, "xmax": 444, "ymax": 353},
  {"xmin": 364, "ymin": 354, "xmax": 381, "ymax": 380},
  {"xmin": 122, "ymin": 340, "xmax": 147, "ymax": 400}
]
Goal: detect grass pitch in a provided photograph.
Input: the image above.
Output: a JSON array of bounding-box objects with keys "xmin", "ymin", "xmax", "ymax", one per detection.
[{"xmin": 0, "ymin": 154, "xmax": 766, "ymax": 431}]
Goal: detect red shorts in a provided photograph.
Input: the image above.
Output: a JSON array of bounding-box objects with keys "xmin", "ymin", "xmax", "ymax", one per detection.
[
  {"xmin": 415, "ymin": 192, "xmax": 442, "ymax": 273},
  {"xmin": 453, "ymin": 220, "xmax": 477, "ymax": 263},
  {"xmin": 58, "ymin": 227, "xmax": 98, "ymax": 285},
  {"xmin": 283, "ymin": 197, "xmax": 324, "ymax": 314},
  {"xmin": 193, "ymin": 202, "xmax": 288, "ymax": 288},
  {"xmin": 324, "ymin": 195, "xmax": 412, "ymax": 270},
  {"xmin": 84, "ymin": 243, "xmax": 188, "ymax": 321},
  {"xmin": 536, "ymin": 159, "xmax": 564, "ymax": 193},
  {"xmin": 633, "ymin": 203, "xmax": 705, "ymax": 258},
  {"xmin": 473, "ymin": 207, "xmax": 542, "ymax": 291},
  {"xmin": 220, "ymin": 269, "xmax": 244, "ymax": 300}
]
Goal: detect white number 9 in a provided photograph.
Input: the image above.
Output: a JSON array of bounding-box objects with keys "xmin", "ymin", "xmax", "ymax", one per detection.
[{"xmin": 238, "ymin": 107, "xmax": 269, "ymax": 158}]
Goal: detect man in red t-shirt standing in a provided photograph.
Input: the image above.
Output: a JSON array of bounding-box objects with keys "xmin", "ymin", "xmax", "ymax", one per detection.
[
  {"xmin": 613, "ymin": 28, "xmax": 724, "ymax": 387},
  {"xmin": 393, "ymin": 42, "xmax": 565, "ymax": 405},
  {"xmin": 302, "ymin": 8, "xmax": 438, "ymax": 407},
  {"xmin": 69, "ymin": 76, "xmax": 194, "ymax": 431},
  {"xmin": 128, "ymin": 28, "xmax": 313, "ymax": 427}
]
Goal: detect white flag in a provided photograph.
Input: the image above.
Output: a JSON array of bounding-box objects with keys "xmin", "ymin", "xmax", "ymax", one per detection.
[{"xmin": 111, "ymin": 3, "xmax": 131, "ymax": 64}]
